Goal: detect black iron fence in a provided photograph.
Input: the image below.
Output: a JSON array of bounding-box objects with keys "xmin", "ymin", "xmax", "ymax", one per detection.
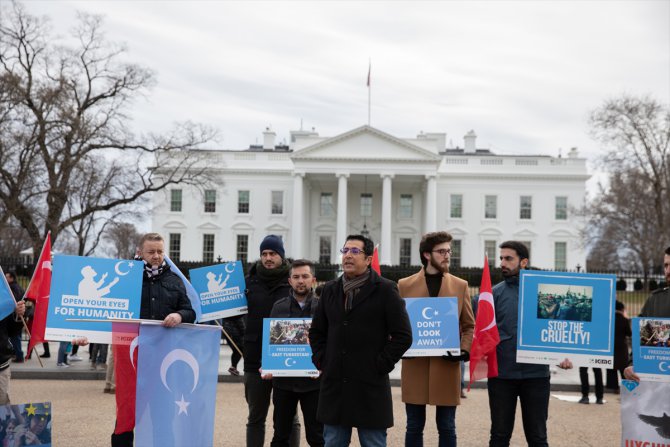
[{"xmin": 2, "ymin": 257, "xmax": 665, "ymax": 317}]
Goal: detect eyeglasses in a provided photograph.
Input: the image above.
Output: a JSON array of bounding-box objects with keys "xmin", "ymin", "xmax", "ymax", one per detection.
[
  {"xmin": 340, "ymin": 247, "xmax": 365, "ymax": 255},
  {"xmin": 432, "ymin": 249, "xmax": 452, "ymax": 257}
]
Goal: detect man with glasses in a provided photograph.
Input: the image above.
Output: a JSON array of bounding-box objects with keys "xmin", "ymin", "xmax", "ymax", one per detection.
[
  {"xmin": 399, "ymin": 231, "xmax": 475, "ymax": 447},
  {"xmin": 309, "ymin": 235, "xmax": 412, "ymax": 447}
]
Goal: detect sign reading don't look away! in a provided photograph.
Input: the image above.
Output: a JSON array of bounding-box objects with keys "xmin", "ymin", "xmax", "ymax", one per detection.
[{"xmin": 46, "ymin": 255, "xmax": 142, "ymax": 344}]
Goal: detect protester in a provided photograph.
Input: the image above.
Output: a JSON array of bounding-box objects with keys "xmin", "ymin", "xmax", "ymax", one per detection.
[
  {"xmin": 578, "ymin": 367, "xmax": 603, "ymax": 404},
  {"xmin": 487, "ymin": 241, "xmax": 572, "ymax": 447},
  {"xmin": 244, "ymin": 235, "xmax": 300, "ymax": 447},
  {"xmin": 310, "ymin": 234, "xmax": 412, "ymax": 447},
  {"xmin": 221, "ymin": 314, "xmax": 245, "ymax": 376},
  {"xmin": 265, "ymin": 259, "xmax": 323, "ymax": 447},
  {"xmin": 624, "ymin": 246, "xmax": 670, "ymax": 382},
  {"xmin": 111, "ymin": 232, "xmax": 196, "ymax": 447},
  {"xmin": 0, "ymin": 291, "xmax": 25, "ymax": 404},
  {"xmin": 607, "ymin": 300, "xmax": 631, "ymax": 393},
  {"xmin": 3, "ymin": 272, "xmax": 24, "ymax": 363},
  {"xmin": 399, "ymin": 231, "xmax": 474, "ymax": 447}
]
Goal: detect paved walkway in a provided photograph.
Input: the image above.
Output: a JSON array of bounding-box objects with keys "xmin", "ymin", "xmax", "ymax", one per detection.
[{"xmin": 13, "ymin": 342, "xmax": 593, "ymax": 392}]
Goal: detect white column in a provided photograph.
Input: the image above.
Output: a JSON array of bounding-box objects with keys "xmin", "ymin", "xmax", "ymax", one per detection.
[
  {"xmin": 380, "ymin": 173, "xmax": 394, "ymax": 265},
  {"xmin": 336, "ymin": 173, "xmax": 349, "ymax": 259},
  {"xmin": 291, "ymin": 172, "xmax": 305, "ymax": 258},
  {"xmin": 425, "ymin": 174, "xmax": 437, "ymax": 233}
]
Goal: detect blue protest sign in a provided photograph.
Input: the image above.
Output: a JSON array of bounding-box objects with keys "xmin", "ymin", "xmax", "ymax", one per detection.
[
  {"xmin": 0, "ymin": 266, "xmax": 17, "ymax": 320},
  {"xmin": 45, "ymin": 255, "xmax": 142, "ymax": 343},
  {"xmin": 189, "ymin": 261, "xmax": 247, "ymax": 322},
  {"xmin": 517, "ymin": 270, "xmax": 615, "ymax": 367},
  {"xmin": 261, "ymin": 318, "xmax": 319, "ymax": 377},
  {"xmin": 403, "ymin": 297, "xmax": 460, "ymax": 357},
  {"xmin": 631, "ymin": 317, "xmax": 670, "ymax": 382},
  {"xmin": 135, "ymin": 323, "xmax": 220, "ymax": 447}
]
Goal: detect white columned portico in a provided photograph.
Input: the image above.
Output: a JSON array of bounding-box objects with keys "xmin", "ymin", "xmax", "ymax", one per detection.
[
  {"xmin": 424, "ymin": 174, "xmax": 437, "ymax": 233},
  {"xmin": 336, "ymin": 172, "xmax": 349, "ymax": 256},
  {"xmin": 291, "ymin": 171, "xmax": 305, "ymax": 257},
  {"xmin": 380, "ymin": 173, "xmax": 394, "ymax": 265}
]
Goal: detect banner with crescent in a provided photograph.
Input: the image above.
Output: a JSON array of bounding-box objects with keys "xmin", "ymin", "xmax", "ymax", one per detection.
[
  {"xmin": 189, "ymin": 261, "xmax": 247, "ymax": 322},
  {"xmin": 45, "ymin": 255, "xmax": 143, "ymax": 343},
  {"xmin": 262, "ymin": 318, "xmax": 319, "ymax": 377},
  {"xmin": 403, "ymin": 297, "xmax": 460, "ymax": 357},
  {"xmin": 517, "ymin": 270, "xmax": 615, "ymax": 367},
  {"xmin": 621, "ymin": 380, "xmax": 670, "ymax": 445},
  {"xmin": 631, "ymin": 317, "xmax": 670, "ymax": 382},
  {"xmin": 135, "ymin": 323, "xmax": 220, "ymax": 447}
]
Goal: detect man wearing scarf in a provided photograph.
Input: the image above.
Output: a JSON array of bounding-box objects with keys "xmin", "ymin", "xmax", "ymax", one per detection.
[
  {"xmin": 244, "ymin": 235, "xmax": 300, "ymax": 447},
  {"xmin": 310, "ymin": 235, "xmax": 412, "ymax": 447}
]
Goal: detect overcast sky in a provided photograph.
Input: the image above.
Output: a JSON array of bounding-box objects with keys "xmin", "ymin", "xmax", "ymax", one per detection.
[{"xmin": 18, "ymin": 0, "xmax": 670, "ymax": 162}]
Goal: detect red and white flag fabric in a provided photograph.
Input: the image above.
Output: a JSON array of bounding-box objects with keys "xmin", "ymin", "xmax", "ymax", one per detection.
[
  {"xmin": 469, "ymin": 255, "xmax": 500, "ymax": 389},
  {"xmin": 25, "ymin": 233, "xmax": 52, "ymax": 356},
  {"xmin": 112, "ymin": 321, "xmax": 140, "ymax": 434},
  {"xmin": 371, "ymin": 245, "xmax": 381, "ymax": 275}
]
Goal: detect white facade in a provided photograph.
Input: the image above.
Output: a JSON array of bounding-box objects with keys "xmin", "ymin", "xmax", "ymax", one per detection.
[{"xmin": 152, "ymin": 125, "xmax": 589, "ymax": 269}]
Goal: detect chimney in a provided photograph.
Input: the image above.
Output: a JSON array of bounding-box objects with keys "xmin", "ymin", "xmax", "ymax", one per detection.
[
  {"xmin": 567, "ymin": 147, "xmax": 579, "ymax": 158},
  {"xmin": 464, "ymin": 130, "xmax": 477, "ymax": 153},
  {"xmin": 263, "ymin": 127, "xmax": 276, "ymax": 150}
]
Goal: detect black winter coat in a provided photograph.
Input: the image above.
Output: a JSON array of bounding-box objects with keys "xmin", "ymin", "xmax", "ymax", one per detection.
[
  {"xmin": 243, "ymin": 263, "xmax": 291, "ymax": 372},
  {"xmin": 139, "ymin": 266, "xmax": 196, "ymax": 323},
  {"xmin": 0, "ymin": 313, "xmax": 23, "ymax": 370},
  {"xmin": 309, "ymin": 269, "xmax": 412, "ymax": 429},
  {"xmin": 270, "ymin": 292, "xmax": 320, "ymax": 392}
]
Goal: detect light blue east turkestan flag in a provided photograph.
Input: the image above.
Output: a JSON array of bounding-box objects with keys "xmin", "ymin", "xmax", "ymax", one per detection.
[
  {"xmin": 165, "ymin": 255, "xmax": 202, "ymax": 323},
  {"xmin": 134, "ymin": 323, "xmax": 220, "ymax": 447},
  {"xmin": 0, "ymin": 266, "xmax": 18, "ymax": 320}
]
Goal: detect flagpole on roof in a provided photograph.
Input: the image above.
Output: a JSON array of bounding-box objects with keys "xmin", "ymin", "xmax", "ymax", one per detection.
[{"xmin": 367, "ymin": 58, "xmax": 371, "ymax": 126}]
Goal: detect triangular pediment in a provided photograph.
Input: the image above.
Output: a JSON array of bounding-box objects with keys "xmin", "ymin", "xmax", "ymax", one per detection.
[{"xmin": 292, "ymin": 125, "xmax": 441, "ymax": 162}]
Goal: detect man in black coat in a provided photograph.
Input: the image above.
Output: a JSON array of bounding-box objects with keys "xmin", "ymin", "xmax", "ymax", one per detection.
[
  {"xmin": 265, "ymin": 259, "xmax": 323, "ymax": 447},
  {"xmin": 4, "ymin": 271, "xmax": 25, "ymax": 363},
  {"xmin": 244, "ymin": 235, "xmax": 300, "ymax": 447},
  {"xmin": 309, "ymin": 235, "xmax": 412, "ymax": 447},
  {"xmin": 0, "ymin": 269, "xmax": 26, "ymax": 404}
]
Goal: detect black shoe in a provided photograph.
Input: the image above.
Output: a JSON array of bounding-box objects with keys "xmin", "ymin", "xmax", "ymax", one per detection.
[
  {"xmin": 39, "ymin": 353, "xmax": 50, "ymax": 358},
  {"xmin": 578, "ymin": 396, "xmax": 589, "ymax": 404},
  {"xmin": 596, "ymin": 398, "xmax": 604, "ymax": 404}
]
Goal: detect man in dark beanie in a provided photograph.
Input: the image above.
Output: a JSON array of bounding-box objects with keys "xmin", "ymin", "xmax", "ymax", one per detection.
[{"xmin": 244, "ymin": 235, "xmax": 300, "ymax": 447}]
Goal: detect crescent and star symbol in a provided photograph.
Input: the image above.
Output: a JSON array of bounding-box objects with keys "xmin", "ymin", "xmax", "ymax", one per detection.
[
  {"xmin": 224, "ymin": 263, "xmax": 235, "ymax": 274},
  {"xmin": 421, "ymin": 307, "xmax": 439, "ymax": 320},
  {"xmin": 284, "ymin": 358, "xmax": 296, "ymax": 367},
  {"xmin": 659, "ymin": 361, "xmax": 669, "ymax": 373},
  {"xmin": 478, "ymin": 292, "xmax": 497, "ymax": 331},
  {"xmin": 114, "ymin": 261, "xmax": 134, "ymax": 276},
  {"xmin": 160, "ymin": 349, "xmax": 200, "ymax": 416}
]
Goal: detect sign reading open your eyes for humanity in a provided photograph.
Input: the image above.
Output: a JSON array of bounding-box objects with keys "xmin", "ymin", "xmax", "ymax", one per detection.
[
  {"xmin": 189, "ymin": 261, "xmax": 247, "ymax": 322},
  {"xmin": 46, "ymin": 255, "xmax": 142, "ymax": 343}
]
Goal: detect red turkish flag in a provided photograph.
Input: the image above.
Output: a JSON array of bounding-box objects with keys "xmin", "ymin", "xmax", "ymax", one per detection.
[
  {"xmin": 371, "ymin": 245, "xmax": 381, "ymax": 276},
  {"xmin": 469, "ymin": 255, "xmax": 500, "ymax": 389},
  {"xmin": 25, "ymin": 233, "xmax": 52, "ymax": 356},
  {"xmin": 113, "ymin": 321, "xmax": 140, "ymax": 434}
]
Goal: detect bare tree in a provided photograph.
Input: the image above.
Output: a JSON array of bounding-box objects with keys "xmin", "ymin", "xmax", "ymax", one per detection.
[
  {"xmin": 0, "ymin": 3, "xmax": 218, "ymax": 257},
  {"xmin": 103, "ymin": 222, "xmax": 141, "ymax": 259},
  {"xmin": 585, "ymin": 94, "xmax": 670, "ymax": 277}
]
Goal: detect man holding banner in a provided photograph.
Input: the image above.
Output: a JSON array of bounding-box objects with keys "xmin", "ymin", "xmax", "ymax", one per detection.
[
  {"xmin": 111, "ymin": 232, "xmax": 196, "ymax": 447},
  {"xmin": 488, "ymin": 241, "xmax": 572, "ymax": 447},
  {"xmin": 624, "ymin": 245, "xmax": 670, "ymax": 382},
  {"xmin": 399, "ymin": 231, "xmax": 475, "ymax": 447}
]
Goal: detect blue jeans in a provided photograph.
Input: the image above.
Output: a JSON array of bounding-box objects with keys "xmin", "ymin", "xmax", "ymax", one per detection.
[
  {"xmin": 487, "ymin": 377, "xmax": 550, "ymax": 447},
  {"xmin": 10, "ymin": 334, "xmax": 23, "ymax": 361},
  {"xmin": 405, "ymin": 403, "xmax": 456, "ymax": 447},
  {"xmin": 57, "ymin": 342, "xmax": 69, "ymax": 364},
  {"xmin": 323, "ymin": 424, "xmax": 386, "ymax": 447}
]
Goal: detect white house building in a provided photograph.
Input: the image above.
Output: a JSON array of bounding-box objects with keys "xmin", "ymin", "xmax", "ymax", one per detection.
[{"xmin": 151, "ymin": 125, "xmax": 590, "ymax": 269}]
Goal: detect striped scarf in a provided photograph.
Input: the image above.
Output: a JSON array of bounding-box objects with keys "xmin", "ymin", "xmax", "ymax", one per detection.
[{"xmin": 342, "ymin": 269, "xmax": 370, "ymax": 311}]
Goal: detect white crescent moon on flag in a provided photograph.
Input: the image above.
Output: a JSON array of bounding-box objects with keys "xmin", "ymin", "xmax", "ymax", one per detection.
[
  {"xmin": 478, "ymin": 292, "xmax": 496, "ymax": 331},
  {"xmin": 659, "ymin": 361, "xmax": 669, "ymax": 373},
  {"xmin": 160, "ymin": 349, "xmax": 199, "ymax": 393},
  {"xmin": 284, "ymin": 358, "xmax": 294, "ymax": 367},
  {"xmin": 42, "ymin": 261, "xmax": 52, "ymax": 271},
  {"xmin": 114, "ymin": 261, "xmax": 131, "ymax": 276},
  {"xmin": 421, "ymin": 307, "xmax": 434, "ymax": 320},
  {"xmin": 225, "ymin": 263, "xmax": 235, "ymax": 274},
  {"xmin": 129, "ymin": 336, "xmax": 139, "ymax": 369}
]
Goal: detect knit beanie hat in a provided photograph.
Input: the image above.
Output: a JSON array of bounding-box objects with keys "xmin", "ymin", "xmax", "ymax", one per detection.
[{"xmin": 260, "ymin": 235, "xmax": 285, "ymax": 259}]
